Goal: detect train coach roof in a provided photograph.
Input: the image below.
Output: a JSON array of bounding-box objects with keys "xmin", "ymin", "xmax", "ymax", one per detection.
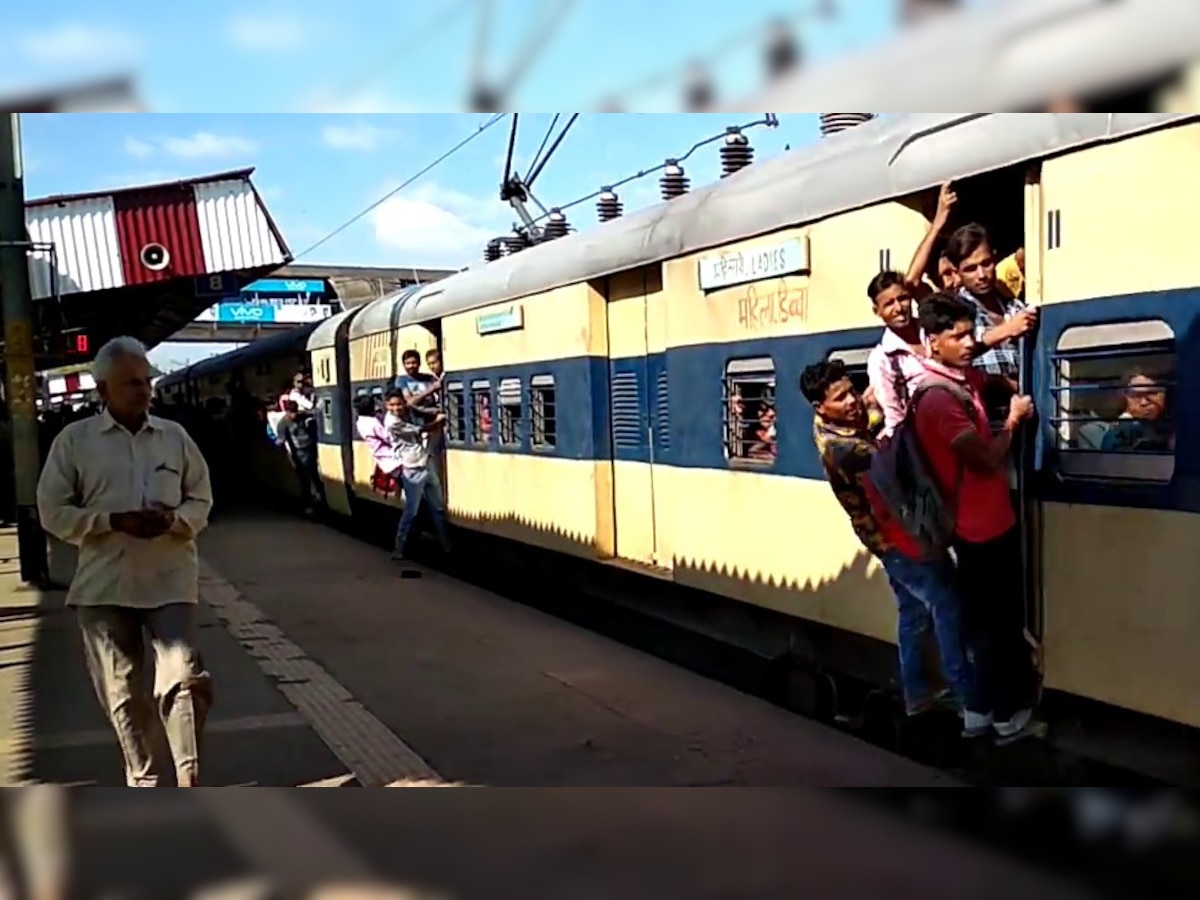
[
  {"xmin": 348, "ymin": 284, "xmax": 424, "ymax": 341},
  {"xmin": 157, "ymin": 321, "xmax": 321, "ymax": 389},
  {"xmin": 307, "ymin": 306, "xmax": 359, "ymax": 351},
  {"xmin": 398, "ymin": 111, "xmax": 1195, "ymax": 326}
]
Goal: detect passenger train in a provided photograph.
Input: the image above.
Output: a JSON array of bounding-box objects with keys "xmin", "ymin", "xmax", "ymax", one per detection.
[{"xmin": 157, "ymin": 112, "xmax": 1200, "ymax": 780}]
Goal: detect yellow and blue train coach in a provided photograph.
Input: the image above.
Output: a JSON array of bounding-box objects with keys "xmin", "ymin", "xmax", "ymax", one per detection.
[{"xmin": 161, "ymin": 112, "xmax": 1200, "ymax": 775}]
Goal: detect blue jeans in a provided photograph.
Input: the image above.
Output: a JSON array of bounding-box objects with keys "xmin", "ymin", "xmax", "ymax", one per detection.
[
  {"xmin": 394, "ymin": 465, "xmax": 452, "ymax": 555},
  {"xmin": 879, "ymin": 550, "xmax": 974, "ymax": 714}
]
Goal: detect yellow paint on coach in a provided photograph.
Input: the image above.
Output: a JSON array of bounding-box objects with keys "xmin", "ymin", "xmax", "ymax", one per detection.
[{"xmin": 441, "ymin": 281, "xmax": 615, "ymax": 558}]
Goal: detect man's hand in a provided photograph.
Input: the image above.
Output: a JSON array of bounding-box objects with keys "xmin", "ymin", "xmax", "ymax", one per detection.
[
  {"xmin": 1001, "ymin": 307, "xmax": 1039, "ymax": 341},
  {"xmin": 1007, "ymin": 394, "xmax": 1034, "ymax": 430},
  {"xmin": 933, "ymin": 181, "xmax": 958, "ymax": 228},
  {"xmin": 109, "ymin": 509, "xmax": 174, "ymax": 539}
]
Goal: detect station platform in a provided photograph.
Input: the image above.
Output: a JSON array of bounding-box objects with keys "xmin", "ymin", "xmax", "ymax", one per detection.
[
  {"xmin": 0, "ymin": 514, "xmax": 1112, "ymax": 897},
  {"xmin": 1, "ymin": 512, "xmax": 958, "ymax": 789}
]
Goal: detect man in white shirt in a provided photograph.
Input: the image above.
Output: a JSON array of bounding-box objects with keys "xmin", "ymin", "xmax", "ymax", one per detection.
[{"xmin": 36, "ymin": 336, "xmax": 214, "ymax": 787}]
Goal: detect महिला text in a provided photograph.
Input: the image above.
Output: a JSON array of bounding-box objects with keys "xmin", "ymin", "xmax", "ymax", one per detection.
[{"xmin": 737, "ymin": 281, "xmax": 808, "ymax": 330}]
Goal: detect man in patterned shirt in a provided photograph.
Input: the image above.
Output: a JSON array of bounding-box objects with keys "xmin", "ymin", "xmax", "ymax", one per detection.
[
  {"xmin": 801, "ymin": 359, "xmax": 972, "ymax": 717},
  {"xmin": 943, "ymin": 223, "xmax": 1037, "ymax": 428}
]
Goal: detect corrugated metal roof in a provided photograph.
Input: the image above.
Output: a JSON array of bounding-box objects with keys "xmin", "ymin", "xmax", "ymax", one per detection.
[
  {"xmin": 26, "ymin": 195, "xmax": 124, "ymax": 299},
  {"xmin": 24, "ymin": 168, "xmax": 290, "ymax": 306},
  {"xmin": 348, "ymin": 284, "xmax": 422, "ymax": 341},
  {"xmin": 113, "ymin": 181, "xmax": 207, "ymax": 285},
  {"xmin": 307, "ymin": 306, "xmax": 360, "ymax": 351},
  {"xmin": 158, "ymin": 321, "xmax": 320, "ymax": 390},
  {"xmin": 399, "ymin": 111, "xmax": 1194, "ymax": 327},
  {"xmin": 195, "ymin": 177, "xmax": 289, "ymax": 272}
]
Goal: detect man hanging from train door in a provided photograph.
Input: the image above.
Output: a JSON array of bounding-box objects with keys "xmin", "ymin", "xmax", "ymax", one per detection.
[
  {"xmin": 383, "ymin": 389, "xmax": 452, "ymax": 562},
  {"xmin": 911, "ymin": 292, "xmax": 1040, "ymax": 743},
  {"xmin": 801, "ymin": 358, "xmax": 974, "ymax": 719}
]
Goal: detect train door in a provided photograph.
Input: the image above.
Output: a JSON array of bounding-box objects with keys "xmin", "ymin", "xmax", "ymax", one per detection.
[{"xmin": 606, "ymin": 268, "xmax": 663, "ymax": 567}]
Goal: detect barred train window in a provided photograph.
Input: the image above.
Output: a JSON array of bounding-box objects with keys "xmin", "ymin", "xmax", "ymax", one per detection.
[
  {"xmin": 498, "ymin": 377, "xmax": 522, "ymax": 446},
  {"xmin": 471, "ymin": 380, "xmax": 491, "ymax": 444},
  {"xmin": 827, "ymin": 347, "xmax": 873, "ymax": 395},
  {"xmin": 371, "ymin": 385, "xmax": 384, "ymax": 414},
  {"xmin": 444, "ymin": 382, "xmax": 465, "ymax": 442},
  {"xmin": 531, "ymin": 374, "xmax": 556, "ymax": 449},
  {"xmin": 724, "ymin": 357, "xmax": 776, "ymax": 463},
  {"xmin": 1050, "ymin": 320, "xmax": 1176, "ymax": 483}
]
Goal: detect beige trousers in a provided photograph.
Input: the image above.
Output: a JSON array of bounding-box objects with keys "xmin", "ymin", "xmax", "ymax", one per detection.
[{"xmin": 76, "ymin": 604, "xmax": 213, "ymax": 787}]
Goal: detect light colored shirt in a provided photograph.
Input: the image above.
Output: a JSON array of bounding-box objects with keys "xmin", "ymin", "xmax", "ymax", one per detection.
[
  {"xmin": 35, "ymin": 410, "xmax": 213, "ymax": 609},
  {"xmin": 384, "ymin": 412, "xmax": 428, "ymax": 471},
  {"xmin": 866, "ymin": 326, "xmax": 929, "ymax": 438},
  {"xmin": 357, "ymin": 415, "xmax": 401, "ymax": 474},
  {"xmin": 281, "ymin": 390, "xmax": 314, "ymax": 412}
]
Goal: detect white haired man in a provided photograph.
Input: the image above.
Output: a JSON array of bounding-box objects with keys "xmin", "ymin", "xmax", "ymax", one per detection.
[{"xmin": 36, "ymin": 336, "xmax": 214, "ymax": 787}]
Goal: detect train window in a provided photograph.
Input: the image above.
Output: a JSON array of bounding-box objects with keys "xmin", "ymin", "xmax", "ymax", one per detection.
[
  {"xmin": 320, "ymin": 396, "xmax": 334, "ymax": 436},
  {"xmin": 444, "ymin": 382, "xmax": 465, "ymax": 442},
  {"xmin": 827, "ymin": 347, "xmax": 873, "ymax": 395},
  {"xmin": 371, "ymin": 385, "xmax": 384, "ymax": 414},
  {"xmin": 1049, "ymin": 319, "xmax": 1176, "ymax": 483},
  {"xmin": 470, "ymin": 380, "xmax": 491, "ymax": 444},
  {"xmin": 498, "ymin": 377, "xmax": 522, "ymax": 446},
  {"xmin": 531, "ymin": 374, "xmax": 556, "ymax": 449},
  {"xmin": 724, "ymin": 358, "xmax": 775, "ymax": 464}
]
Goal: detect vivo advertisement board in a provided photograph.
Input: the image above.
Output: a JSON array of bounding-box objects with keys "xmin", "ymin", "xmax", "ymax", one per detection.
[{"xmin": 195, "ymin": 303, "xmax": 333, "ymax": 324}]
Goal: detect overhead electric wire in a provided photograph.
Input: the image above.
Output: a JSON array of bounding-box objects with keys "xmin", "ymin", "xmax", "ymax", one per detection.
[
  {"xmin": 525, "ymin": 113, "xmax": 559, "ymax": 179},
  {"xmin": 292, "ymin": 113, "xmax": 508, "ymax": 263},
  {"xmin": 525, "ymin": 113, "xmax": 578, "ymax": 187},
  {"xmin": 520, "ymin": 114, "xmax": 777, "ymax": 232}
]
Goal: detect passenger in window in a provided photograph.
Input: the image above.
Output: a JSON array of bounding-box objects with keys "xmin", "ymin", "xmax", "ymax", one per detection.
[
  {"xmin": 383, "ymin": 389, "xmax": 452, "ymax": 562},
  {"xmin": 728, "ymin": 388, "xmax": 746, "ymax": 456},
  {"xmin": 866, "ymin": 271, "xmax": 930, "ymax": 438},
  {"xmin": 395, "ymin": 349, "xmax": 435, "ymax": 403},
  {"xmin": 913, "ymin": 292, "xmax": 1039, "ymax": 741},
  {"xmin": 801, "ymin": 359, "xmax": 973, "ymax": 718},
  {"xmin": 1100, "ymin": 369, "xmax": 1174, "ymax": 453},
  {"xmin": 479, "ymin": 393, "xmax": 492, "ymax": 435},
  {"xmin": 747, "ymin": 403, "xmax": 777, "ymax": 460}
]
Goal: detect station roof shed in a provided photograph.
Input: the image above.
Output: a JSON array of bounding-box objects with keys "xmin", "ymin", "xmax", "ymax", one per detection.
[{"xmin": 21, "ymin": 168, "xmax": 292, "ymax": 361}]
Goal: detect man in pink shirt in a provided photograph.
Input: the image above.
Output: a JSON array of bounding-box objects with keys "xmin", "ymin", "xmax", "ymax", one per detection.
[
  {"xmin": 911, "ymin": 291, "xmax": 1039, "ymax": 742},
  {"xmin": 866, "ymin": 271, "xmax": 930, "ymax": 438}
]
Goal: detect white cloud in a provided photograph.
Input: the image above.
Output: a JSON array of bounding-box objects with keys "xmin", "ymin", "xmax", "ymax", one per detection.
[
  {"xmin": 300, "ymin": 88, "xmax": 428, "ymax": 114},
  {"xmin": 161, "ymin": 132, "xmax": 259, "ymax": 160},
  {"xmin": 123, "ymin": 136, "xmax": 155, "ymax": 159},
  {"xmin": 370, "ymin": 183, "xmax": 511, "ymax": 268},
  {"xmin": 227, "ymin": 12, "xmax": 318, "ymax": 52},
  {"xmin": 321, "ymin": 122, "xmax": 393, "ymax": 152},
  {"xmin": 18, "ymin": 23, "xmax": 141, "ymax": 65}
]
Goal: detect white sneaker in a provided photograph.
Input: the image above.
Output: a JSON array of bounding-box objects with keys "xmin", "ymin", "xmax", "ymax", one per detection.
[{"xmin": 993, "ymin": 708, "xmax": 1034, "ymax": 739}]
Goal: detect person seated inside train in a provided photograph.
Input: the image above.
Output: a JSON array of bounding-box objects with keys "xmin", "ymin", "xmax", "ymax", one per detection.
[
  {"xmin": 1100, "ymin": 368, "xmax": 1174, "ymax": 453},
  {"xmin": 355, "ymin": 394, "xmax": 402, "ymax": 496},
  {"xmin": 801, "ymin": 358, "xmax": 973, "ymax": 718},
  {"xmin": 276, "ymin": 399, "xmax": 324, "ymax": 515},
  {"xmin": 943, "ymin": 222, "xmax": 1037, "ymax": 429},
  {"xmin": 746, "ymin": 403, "xmax": 777, "ymax": 460},
  {"xmin": 866, "ymin": 271, "xmax": 931, "ymax": 438},
  {"xmin": 726, "ymin": 388, "xmax": 746, "ymax": 457},
  {"xmin": 382, "ymin": 389, "xmax": 452, "ymax": 562}
]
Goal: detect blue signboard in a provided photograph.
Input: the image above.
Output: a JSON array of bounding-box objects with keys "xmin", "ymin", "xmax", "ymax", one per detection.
[
  {"xmin": 244, "ymin": 278, "xmax": 327, "ymax": 295},
  {"xmin": 217, "ymin": 302, "xmax": 277, "ymax": 323}
]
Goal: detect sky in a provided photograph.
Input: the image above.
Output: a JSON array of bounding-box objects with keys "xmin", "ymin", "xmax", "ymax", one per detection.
[
  {"xmin": 8, "ymin": 0, "xmax": 923, "ymax": 371},
  {"xmin": 0, "ymin": 0, "xmax": 917, "ymax": 111}
]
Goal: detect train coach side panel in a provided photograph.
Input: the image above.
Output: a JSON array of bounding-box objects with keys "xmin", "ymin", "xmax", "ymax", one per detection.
[
  {"xmin": 440, "ymin": 282, "xmax": 615, "ymax": 560},
  {"xmin": 655, "ymin": 201, "xmax": 929, "ymax": 643}
]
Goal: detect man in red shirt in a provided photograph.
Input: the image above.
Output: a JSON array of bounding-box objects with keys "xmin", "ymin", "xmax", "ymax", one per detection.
[{"xmin": 912, "ymin": 291, "xmax": 1038, "ymax": 741}]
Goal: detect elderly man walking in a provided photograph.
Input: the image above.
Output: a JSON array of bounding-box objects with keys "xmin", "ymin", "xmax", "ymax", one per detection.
[{"xmin": 36, "ymin": 336, "xmax": 214, "ymax": 787}]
